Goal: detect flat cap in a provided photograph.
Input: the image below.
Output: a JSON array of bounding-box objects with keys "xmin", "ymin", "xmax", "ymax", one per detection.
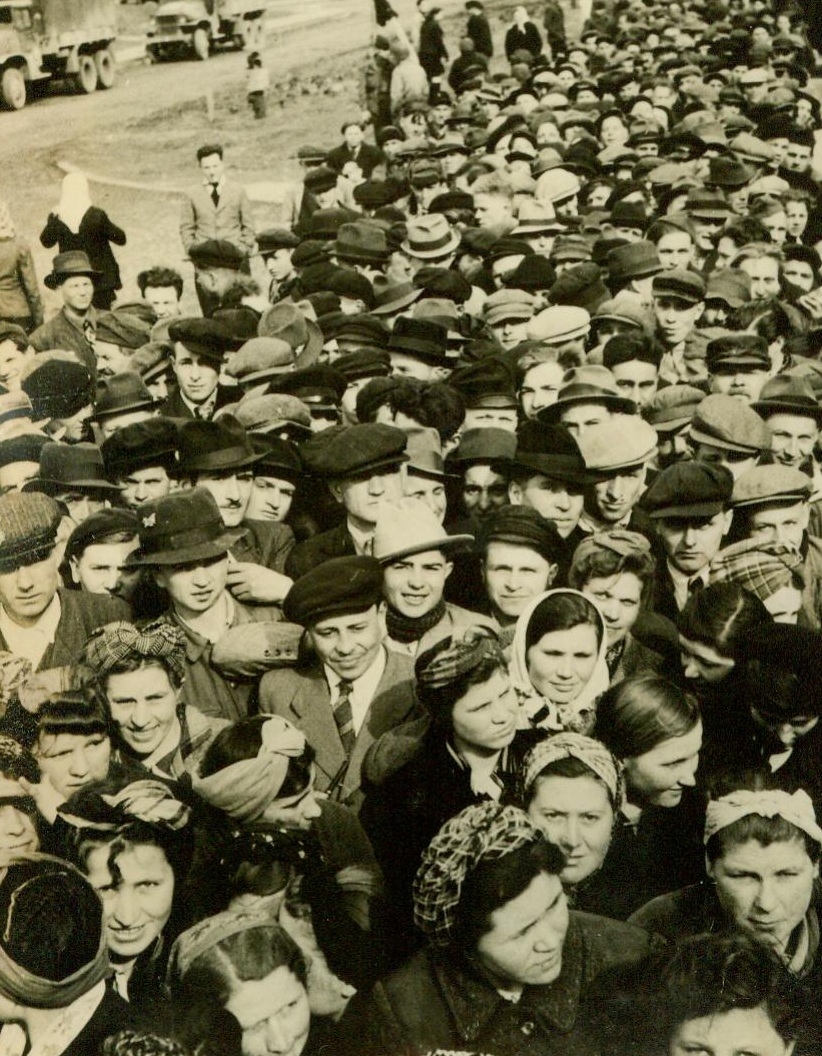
[
  {"xmin": 234, "ymin": 393, "xmax": 313, "ymax": 435},
  {"xmin": 705, "ymin": 269, "xmax": 752, "ymax": 308},
  {"xmin": 483, "ymin": 289, "xmax": 535, "ymax": 325},
  {"xmin": 548, "ymin": 263, "xmax": 610, "ymax": 313},
  {"xmin": 168, "ymin": 317, "xmax": 243, "ymax": 365},
  {"xmin": 300, "ymin": 422, "xmax": 408, "ymax": 479},
  {"xmin": 607, "ymin": 241, "xmax": 663, "ymax": 283},
  {"xmin": 252, "ymin": 436, "xmax": 301, "ymax": 481},
  {"xmin": 101, "ymin": 417, "xmax": 180, "ymax": 478},
  {"xmin": 95, "ymin": 311, "xmax": 151, "ymax": 351},
  {"xmin": 706, "ymin": 332, "xmax": 770, "ymax": 372},
  {"xmin": 188, "ymin": 240, "xmax": 246, "ymax": 271},
  {"xmin": 448, "ymin": 428, "xmax": 517, "ymax": 465},
  {"xmin": 225, "ymin": 337, "xmax": 296, "ymax": 383},
  {"xmin": 268, "ymin": 365, "xmax": 347, "ymax": 408},
  {"xmin": 652, "ymin": 268, "xmax": 706, "ymax": 304},
  {"xmin": 257, "ymin": 228, "xmax": 300, "ymax": 256},
  {"xmin": 448, "ymin": 358, "xmax": 517, "ymax": 409},
  {"xmin": 641, "ymin": 461, "xmax": 733, "ymax": 519},
  {"xmin": 65, "ymin": 508, "xmax": 140, "ymax": 561},
  {"xmin": 283, "ymin": 555, "xmax": 383, "ymax": 625},
  {"xmin": 690, "ymin": 394, "xmax": 771, "ymax": 454},
  {"xmin": 527, "ymin": 305, "xmax": 590, "ymax": 345},
  {"xmin": 577, "ymin": 417, "xmax": 658, "ymax": 475},
  {"xmin": 0, "ymin": 492, "xmax": 62, "ymax": 572},
  {"xmin": 730, "ymin": 465, "xmax": 813, "ymax": 508},
  {"xmin": 480, "ymin": 505, "xmax": 564, "ymax": 563},
  {"xmin": 335, "ymin": 349, "xmax": 391, "ymax": 383}
]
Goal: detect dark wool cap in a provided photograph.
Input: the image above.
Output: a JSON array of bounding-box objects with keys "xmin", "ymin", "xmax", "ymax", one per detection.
[
  {"xmin": 640, "ymin": 461, "xmax": 733, "ymax": 519},
  {"xmin": 334, "ymin": 349, "xmax": 392, "ymax": 383},
  {"xmin": 300, "ymin": 422, "xmax": 408, "ymax": 479},
  {"xmin": 448, "ymin": 358, "xmax": 517, "ymax": 409},
  {"xmin": 480, "ymin": 505, "xmax": 564, "ymax": 563},
  {"xmin": 652, "ymin": 268, "xmax": 706, "ymax": 304},
  {"xmin": 188, "ymin": 240, "xmax": 247, "ymax": 271},
  {"xmin": 0, "ymin": 433, "xmax": 50, "ymax": 469},
  {"xmin": 168, "ymin": 317, "xmax": 244, "ymax": 365},
  {"xmin": 252, "ymin": 436, "xmax": 302, "ymax": 481},
  {"xmin": 269, "ymin": 365, "xmax": 347, "ymax": 407},
  {"xmin": 65, "ymin": 508, "xmax": 140, "ymax": 560},
  {"xmin": 335, "ymin": 314, "xmax": 390, "ymax": 349},
  {"xmin": 706, "ymin": 332, "xmax": 770, "ymax": 371},
  {"xmin": 102, "ymin": 417, "xmax": 180, "ymax": 478},
  {"xmin": 284, "ymin": 555, "xmax": 384, "ymax": 625}
]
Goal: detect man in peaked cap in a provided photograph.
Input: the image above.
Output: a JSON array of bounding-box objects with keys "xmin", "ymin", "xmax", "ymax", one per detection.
[
  {"xmin": 258, "ymin": 555, "xmax": 419, "ymax": 810},
  {"xmin": 285, "ymin": 423, "xmax": 408, "ymax": 580},
  {"xmin": 753, "ymin": 375, "xmax": 822, "ymax": 502},
  {"xmin": 641, "ymin": 461, "xmax": 734, "ymax": 621},
  {"xmin": 161, "ymin": 317, "xmax": 239, "ymax": 421},
  {"xmin": 651, "ymin": 268, "xmax": 708, "ymax": 386},
  {"xmin": 577, "ymin": 417, "xmax": 658, "ymax": 535},
  {"xmin": 258, "ymin": 227, "xmax": 300, "ymax": 302},
  {"xmin": 0, "ymin": 492, "xmax": 128, "ymax": 670},
  {"xmin": 707, "ymin": 332, "xmax": 774, "ymax": 404},
  {"xmin": 688, "ymin": 394, "xmax": 771, "ymax": 481}
]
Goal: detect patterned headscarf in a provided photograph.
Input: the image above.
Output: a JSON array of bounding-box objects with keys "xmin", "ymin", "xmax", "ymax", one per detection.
[
  {"xmin": 82, "ymin": 621, "xmax": 187, "ymax": 684},
  {"xmin": 167, "ymin": 907, "xmax": 287, "ymax": 984},
  {"xmin": 59, "ymin": 778, "xmax": 191, "ymax": 834},
  {"xmin": 522, "ymin": 732, "xmax": 624, "ymax": 810},
  {"xmin": 415, "ymin": 626, "xmax": 504, "ymax": 693},
  {"xmin": 710, "ymin": 539, "xmax": 804, "ymax": 603},
  {"xmin": 413, "ymin": 802, "xmax": 543, "ymax": 947},
  {"xmin": 192, "ymin": 717, "xmax": 307, "ymax": 824},
  {"xmin": 705, "ymin": 788, "xmax": 822, "ymax": 848}
]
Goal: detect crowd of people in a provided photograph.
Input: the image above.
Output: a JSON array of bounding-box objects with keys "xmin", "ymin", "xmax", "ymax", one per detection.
[{"xmin": 2, "ymin": 0, "xmax": 822, "ymax": 1051}]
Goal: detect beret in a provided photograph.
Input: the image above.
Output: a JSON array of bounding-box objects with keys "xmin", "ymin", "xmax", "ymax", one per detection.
[
  {"xmin": 689, "ymin": 394, "xmax": 771, "ymax": 455},
  {"xmin": 0, "ymin": 492, "xmax": 62, "ymax": 571},
  {"xmin": 101, "ymin": 417, "xmax": 180, "ymax": 478},
  {"xmin": 706, "ymin": 332, "xmax": 770, "ymax": 371},
  {"xmin": 300, "ymin": 422, "xmax": 408, "ymax": 478},
  {"xmin": 730, "ymin": 465, "xmax": 813, "ymax": 508},
  {"xmin": 480, "ymin": 505, "xmax": 564, "ymax": 563},
  {"xmin": 188, "ymin": 240, "xmax": 246, "ymax": 271},
  {"xmin": 65, "ymin": 508, "xmax": 140, "ymax": 560},
  {"xmin": 284, "ymin": 555, "xmax": 384, "ymax": 625},
  {"xmin": 641, "ymin": 461, "xmax": 733, "ymax": 519}
]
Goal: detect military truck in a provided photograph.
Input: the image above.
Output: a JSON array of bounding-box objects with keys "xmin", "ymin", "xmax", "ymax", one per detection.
[
  {"xmin": 146, "ymin": 0, "xmax": 266, "ymax": 61},
  {"xmin": 0, "ymin": 0, "xmax": 118, "ymax": 110}
]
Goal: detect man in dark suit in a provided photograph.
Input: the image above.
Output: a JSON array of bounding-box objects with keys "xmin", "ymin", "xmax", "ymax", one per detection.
[
  {"xmin": 640, "ymin": 461, "xmax": 734, "ymax": 623},
  {"xmin": 160, "ymin": 317, "xmax": 239, "ymax": 422},
  {"xmin": 0, "ymin": 491, "xmax": 128, "ymax": 671},
  {"xmin": 259, "ymin": 555, "xmax": 419, "ymax": 811},
  {"xmin": 285, "ymin": 422, "xmax": 408, "ymax": 579},
  {"xmin": 325, "ymin": 121, "xmax": 385, "ymax": 179}
]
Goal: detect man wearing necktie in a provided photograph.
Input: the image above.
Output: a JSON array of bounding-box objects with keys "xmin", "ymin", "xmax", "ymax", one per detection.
[{"xmin": 258, "ymin": 555, "xmax": 419, "ymax": 811}]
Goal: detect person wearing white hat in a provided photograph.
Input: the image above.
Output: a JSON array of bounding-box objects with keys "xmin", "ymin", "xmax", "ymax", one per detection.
[
  {"xmin": 577, "ymin": 417, "xmax": 658, "ymax": 534},
  {"xmin": 373, "ymin": 498, "xmax": 492, "ymax": 655}
]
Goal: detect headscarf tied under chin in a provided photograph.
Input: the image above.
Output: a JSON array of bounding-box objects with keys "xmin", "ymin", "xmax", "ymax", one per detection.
[
  {"xmin": 522, "ymin": 731, "xmax": 625, "ymax": 811},
  {"xmin": 56, "ymin": 172, "xmax": 92, "ymax": 234},
  {"xmin": 82, "ymin": 620, "xmax": 187, "ymax": 684},
  {"xmin": 413, "ymin": 802, "xmax": 542, "ymax": 947},
  {"xmin": 704, "ymin": 788, "xmax": 822, "ymax": 848},
  {"xmin": 192, "ymin": 717, "xmax": 307, "ymax": 824},
  {"xmin": 509, "ymin": 588, "xmax": 610, "ymax": 734}
]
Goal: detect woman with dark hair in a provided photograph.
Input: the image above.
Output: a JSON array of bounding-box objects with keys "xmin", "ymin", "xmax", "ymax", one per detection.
[
  {"xmin": 569, "ymin": 530, "xmax": 668, "ymax": 685},
  {"xmin": 592, "ymin": 676, "xmax": 706, "ymax": 916},
  {"xmin": 609, "ymin": 932, "xmax": 804, "ymax": 1056},
  {"xmin": 0, "ymin": 733, "xmax": 45, "ymax": 858},
  {"xmin": 81, "ymin": 621, "xmax": 228, "ymax": 782},
  {"xmin": 360, "ymin": 629, "xmax": 524, "ymax": 944},
  {"xmin": 59, "ymin": 773, "xmax": 193, "ymax": 1013},
  {"xmin": 168, "ymin": 911, "xmax": 318, "ymax": 1056},
  {"xmin": 188, "ymin": 715, "xmax": 386, "ymax": 1015},
  {"xmin": 335, "ymin": 802, "xmax": 655, "ymax": 1056},
  {"xmin": 519, "ymin": 732, "xmax": 627, "ymax": 916},
  {"xmin": 630, "ymin": 774, "xmax": 822, "ymax": 996},
  {"xmin": 510, "ymin": 589, "xmax": 609, "ymax": 734}
]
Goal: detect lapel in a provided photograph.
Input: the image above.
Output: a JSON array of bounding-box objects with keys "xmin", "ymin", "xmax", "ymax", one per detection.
[{"xmin": 287, "ymin": 671, "xmax": 347, "ymax": 784}]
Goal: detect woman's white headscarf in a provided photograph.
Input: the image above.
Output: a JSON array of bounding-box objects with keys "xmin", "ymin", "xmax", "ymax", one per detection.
[
  {"xmin": 57, "ymin": 173, "xmax": 92, "ymax": 234},
  {"xmin": 510, "ymin": 588, "xmax": 610, "ymax": 734},
  {"xmin": 513, "ymin": 5, "xmax": 528, "ymax": 26}
]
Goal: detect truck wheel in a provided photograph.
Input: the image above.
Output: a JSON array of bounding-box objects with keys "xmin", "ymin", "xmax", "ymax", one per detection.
[
  {"xmin": 95, "ymin": 48, "xmax": 115, "ymax": 88},
  {"xmin": 192, "ymin": 28, "xmax": 210, "ymax": 60},
  {"xmin": 75, "ymin": 54, "xmax": 98, "ymax": 93},
  {"xmin": 0, "ymin": 67, "xmax": 26, "ymax": 110}
]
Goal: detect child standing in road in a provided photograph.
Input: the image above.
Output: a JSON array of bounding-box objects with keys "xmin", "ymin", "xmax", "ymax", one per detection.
[{"xmin": 246, "ymin": 52, "xmax": 269, "ymax": 119}]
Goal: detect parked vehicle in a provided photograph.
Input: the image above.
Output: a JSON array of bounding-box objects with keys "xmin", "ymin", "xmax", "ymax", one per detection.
[{"xmin": 146, "ymin": 0, "xmax": 266, "ymax": 61}]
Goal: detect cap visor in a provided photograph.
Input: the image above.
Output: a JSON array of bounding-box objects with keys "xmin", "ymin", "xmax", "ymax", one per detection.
[
  {"xmin": 648, "ymin": 501, "xmax": 725, "ymax": 519},
  {"xmin": 126, "ymin": 528, "xmax": 243, "ymax": 566}
]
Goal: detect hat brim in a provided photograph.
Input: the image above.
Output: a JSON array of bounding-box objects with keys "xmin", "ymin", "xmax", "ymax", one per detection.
[
  {"xmin": 501, "ymin": 454, "xmax": 591, "ymax": 487},
  {"xmin": 399, "ymin": 232, "xmax": 461, "ymax": 260},
  {"xmin": 176, "ymin": 448, "xmax": 266, "ymax": 476},
  {"xmin": 44, "ymin": 268, "xmax": 101, "ymax": 291},
  {"xmin": 752, "ymin": 399, "xmax": 822, "ymax": 426},
  {"xmin": 90, "ymin": 398, "xmax": 156, "ymax": 422},
  {"xmin": 688, "ymin": 425, "xmax": 764, "ymax": 455},
  {"xmin": 376, "ymin": 532, "xmax": 474, "ymax": 564},
  {"xmin": 407, "ymin": 462, "xmax": 460, "ymax": 481},
  {"xmin": 22, "ymin": 477, "xmax": 121, "ymax": 495},
  {"xmin": 126, "ymin": 528, "xmax": 244, "ymax": 566},
  {"xmin": 328, "ymin": 454, "xmax": 409, "ymax": 480},
  {"xmin": 647, "ymin": 501, "xmax": 725, "ymax": 519},
  {"xmin": 538, "ymin": 394, "xmax": 636, "ymax": 422},
  {"xmin": 372, "ymin": 288, "xmax": 424, "ymax": 316}
]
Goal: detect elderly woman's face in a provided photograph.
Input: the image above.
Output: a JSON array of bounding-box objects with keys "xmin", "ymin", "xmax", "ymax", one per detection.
[
  {"xmin": 226, "ymin": 965, "xmax": 311, "ymax": 1056},
  {"xmin": 527, "ymin": 774, "xmax": 614, "ymax": 884},
  {"xmin": 0, "ymin": 802, "xmax": 38, "ymax": 856},
  {"xmin": 86, "ymin": 841, "xmax": 175, "ymax": 959},
  {"xmin": 475, "ymin": 870, "xmax": 569, "ymax": 987},
  {"xmin": 33, "ymin": 730, "xmax": 111, "ymax": 799},
  {"xmin": 581, "ymin": 572, "xmax": 642, "ymax": 646},
  {"xmin": 670, "ymin": 1005, "xmax": 795, "ymax": 1056},
  {"xmin": 451, "ymin": 668, "xmax": 518, "ymax": 755},
  {"xmin": 708, "ymin": 837, "xmax": 818, "ymax": 954},
  {"xmin": 527, "ymin": 623, "xmax": 599, "ymax": 704},
  {"xmin": 623, "ymin": 723, "xmax": 702, "ymax": 807},
  {"xmin": 106, "ymin": 665, "xmax": 180, "ymax": 759}
]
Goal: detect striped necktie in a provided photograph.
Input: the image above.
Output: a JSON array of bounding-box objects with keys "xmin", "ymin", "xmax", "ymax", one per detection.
[{"xmin": 333, "ymin": 678, "xmax": 356, "ymax": 756}]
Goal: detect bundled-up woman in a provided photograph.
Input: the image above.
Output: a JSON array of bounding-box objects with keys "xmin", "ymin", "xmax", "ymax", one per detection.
[
  {"xmin": 0, "ymin": 199, "xmax": 43, "ymax": 331},
  {"xmin": 188, "ymin": 715, "xmax": 387, "ymax": 1015},
  {"xmin": 510, "ymin": 589, "xmax": 609, "ymax": 735},
  {"xmin": 630, "ymin": 777, "xmax": 822, "ymax": 1001},
  {"xmin": 59, "ymin": 773, "xmax": 193, "ymax": 1016},
  {"xmin": 360, "ymin": 628, "xmax": 526, "ymax": 948},
  {"xmin": 335, "ymin": 802, "xmax": 656, "ymax": 1056},
  {"xmin": 81, "ymin": 621, "xmax": 228, "ymax": 783},
  {"xmin": 592, "ymin": 676, "xmax": 706, "ymax": 917},
  {"xmin": 519, "ymin": 731, "xmax": 629, "ymax": 917},
  {"xmin": 40, "ymin": 173, "xmax": 126, "ymax": 310}
]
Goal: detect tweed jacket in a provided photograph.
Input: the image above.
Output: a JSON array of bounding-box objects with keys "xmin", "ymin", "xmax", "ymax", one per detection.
[{"xmin": 180, "ymin": 180, "xmax": 256, "ymax": 255}]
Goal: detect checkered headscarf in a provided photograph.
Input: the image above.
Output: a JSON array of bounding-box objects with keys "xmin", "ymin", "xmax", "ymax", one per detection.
[
  {"xmin": 710, "ymin": 539, "xmax": 804, "ymax": 602},
  {"xmin": 413, "ymin": 803, "xmax": 543, "ymax": 947}
]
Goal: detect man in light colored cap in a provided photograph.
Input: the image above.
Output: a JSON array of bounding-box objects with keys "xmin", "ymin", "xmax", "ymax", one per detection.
[
  {"xmin": 753, "ymin": 374, "xmax": 822, "ymax": 477},
  {"xmin": 373, "ymin": 498, "xmax": 491, "ymax": 655},
  {"xmin": 483, "ymin": 289, "xmax": 535, "ymax": 351},
  {"xmin": 403, "ymin": 426, "xmax": 453, "ymax": 523},
  {"xmin": 688, "ymin": 393, "xmax": 771, "ymax": 481},
  {"xmin": 527, "ymin": 305, "xmax": 590, "ymax": 359},
  {"xmin": 258, "ymin": 555, "xmax": 418, "ymax": 808},
  {"xmin": 730, "ymin": 464, "xmax": 822, "ymax": 629},
  {"xmin": 577, "ymin": 417, "xmax": 657, "ymax": 535}
]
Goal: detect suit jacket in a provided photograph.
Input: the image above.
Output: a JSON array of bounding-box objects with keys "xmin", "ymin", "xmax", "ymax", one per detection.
[
  {"xmin": 650, "ymin": 563, "xmax": 680, "ymax": 624},
  {"xmin": 325, "ymin": 142, "xmax": 385, "ymax": 178},
  {"xmin": 29, "ymin": 308, "xmax": 97, "ymax": 378},
  {"xmin": 0, "ymin": 589, "xmax": 129, "ymax": 671},
  {"xmin": 285, "ymin": 522, "xmax": 356, "ymax": 579},
  {"xmin": 180, "ymin": 180, "xmax": 256, "ymax": 255},
  {"xmin": 258, "ymin": 648, "xmax": 419, "ymax": 811},
  {"xmin": 158, "ymin": 384, "xmax": 236, "ymax": 421}
]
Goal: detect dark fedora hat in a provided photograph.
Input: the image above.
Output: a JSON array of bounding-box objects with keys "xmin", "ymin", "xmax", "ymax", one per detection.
[
  {"xmin": 44, "ymin": 251, "xmax": 100, "ymax": 291},
  {"xmin": 127, "ymin": 487, "xmax": 242, "ymax": 566},
  {"xmin": 753, "ymin": 375, "xmax": 822, "ymax": 426},
  {"xmin": 91, "ymin": 373, "xmax": 156, "ymax": 422},
  {"xmin": 504, "ymin": 420, "xmax": 591, "ymax": 485},
  {"xmin": 176, "ymin": 414, "xmax": 265, "ymax": 477},
  {"xmin": 23, "ymin": 442, "xmax": 120, "ymax": 497},
  {"xmin": 387, "ymin": 316, "xmax": 448, "ymax": 365},
  {"xmin": 252, "ymin": 436, "xmax": 302, "ymax": 482}
]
